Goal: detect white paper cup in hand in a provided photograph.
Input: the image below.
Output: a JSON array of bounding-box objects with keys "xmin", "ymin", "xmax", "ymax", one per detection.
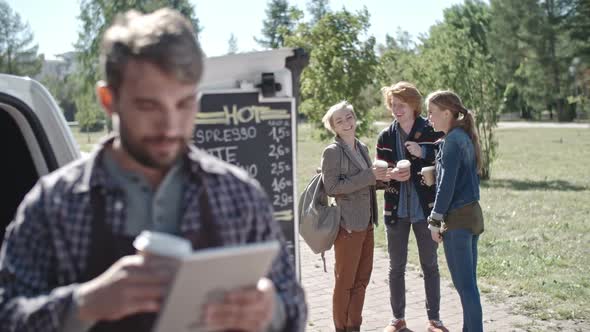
[
  {"xmin": 373, "ymin": 160, "xmax": 388, "ymax": 170},
  {"xmin": 420, "ymin": 166, "xmax": 436, "ymax": 186},
  {"xmin": 396, "ymin": 159, "xmax": 411, "ymax": 170},
  {"xmin": 133, "ymin": 231, "xmax": 192, "ymax": 259}
]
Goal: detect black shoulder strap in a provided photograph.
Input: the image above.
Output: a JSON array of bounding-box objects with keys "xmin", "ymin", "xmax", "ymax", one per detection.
[{"xmin": 193, "ymin": 172, "xmax": 221, "ymax": 249}]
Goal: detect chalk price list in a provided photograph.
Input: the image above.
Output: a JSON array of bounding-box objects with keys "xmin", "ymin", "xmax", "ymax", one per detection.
[
  {"xmin": 196, "ymin": 97, "xmax": 295, "ymax": 226},
  {"xmin": 267, "ymin": 120, "xmax": 293, "ymax": 209}
]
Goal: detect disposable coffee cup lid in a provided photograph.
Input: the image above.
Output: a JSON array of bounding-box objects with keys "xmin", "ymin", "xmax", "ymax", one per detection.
[
  {"xmin": 133, "ymin": 231, "xmax": 192, "ymax": 258},
  {"xmin": 397, "ymin": 159, "xmax": 411, "ymax": 168},
  {"xmin": 374, "ymin": 160, "xmax": 388, "ymax": 167}
]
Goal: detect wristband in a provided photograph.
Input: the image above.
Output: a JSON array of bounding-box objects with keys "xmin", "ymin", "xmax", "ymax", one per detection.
[
  {"xmin": 428, "ymin": 223, "xmax": 441, "ymax": 233},
  {"xmin": 427, "ymin": 215, "xmax": 442, "ymax": 228}
]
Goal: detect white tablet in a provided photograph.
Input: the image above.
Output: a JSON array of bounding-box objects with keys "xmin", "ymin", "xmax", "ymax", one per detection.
[{"xmin": 153, "ymin": 241, "xmax": 280, "ymax": 332}]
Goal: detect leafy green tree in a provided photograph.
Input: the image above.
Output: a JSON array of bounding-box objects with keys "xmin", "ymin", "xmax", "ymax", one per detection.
[
  {"xmin": 377, "ymin": 30, "xmax": 420, "ymax": 88},
  {"xmin": 564, "ymin": 0, "xmax": 589, "ymax": 118},
  {"xmin": 286, "ymin": 7, "xmax": 377, "ymax": 138},
  {"xmin": 488, "ymin": 0, "xmax": 534, "ymax": 85},
  {"xmin": 489, "ymin": 0, "xmax": 554, "ymax": 119},
  {"xmin": 256, "ymin": 0, "xmax": 302, "ymax": 49},
  {"xmin": 417, "ymin": 0, "xmax": 500, "ymax": 179},
  {"xmin": 75, "ymin": 0, "xmax": 200, "ymax": 90},
  {"xmin": 488, "ymin": 0, "xmax": 532, "ymax": 117},
  {"xmin": 490, "ymin": 0, "xmax": 579, "ymax": 120},
  {"xmin": 537, "ymin": 0, "xmax": 577, "ymax": 121},
  {"xmin": 567, "ymin": 0, "xmax": 590, "ymax": 60},
  {"xmin": 307, "ymin": 0, "xmax": 330, "ymax": 25},
  {"xmin": 512, "ymin": 51, "xmax": 553, "ymax": 118},
  {"xmin": 490, "ymin": 0, "xmax": 577, "ymax": 121},
  {"xmin": 75, "ymin": 93, "xmax": 105, "ymax": 139},
  {"xmin": 373, "ymin": 31, "xmax": 422, "ymax": 122},
  {"xmin": 0, "ymin": 0, "xmax": 42, "ymax": 76},
  {"xmin": 74, "ymin": 0, "xmax": 200, "ymax": 132}
]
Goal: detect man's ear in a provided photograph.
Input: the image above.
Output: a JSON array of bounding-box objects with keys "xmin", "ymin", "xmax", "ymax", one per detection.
[{"xmin": 96, "ymin": 81, "xmax": 114, "ymax": 116}]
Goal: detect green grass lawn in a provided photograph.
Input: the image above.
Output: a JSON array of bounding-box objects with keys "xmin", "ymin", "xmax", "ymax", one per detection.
[
  {"xmin": 297, "ymin": 123, "xmax": 590, "ymax": 321},
  {"xmin": 478, "ymin": 128, "xmax": 590, "ymax": 320}
]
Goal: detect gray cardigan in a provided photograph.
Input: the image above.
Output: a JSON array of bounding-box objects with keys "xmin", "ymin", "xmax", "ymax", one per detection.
[{"xmin": 320, "ymin": 136, "xmax": 378, "ymax": 231}]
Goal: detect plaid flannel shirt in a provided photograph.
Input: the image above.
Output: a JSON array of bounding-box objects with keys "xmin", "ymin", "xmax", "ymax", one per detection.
[{"xmin": 0, "ymin": 143, "xmax": 306, "ymax": 332}]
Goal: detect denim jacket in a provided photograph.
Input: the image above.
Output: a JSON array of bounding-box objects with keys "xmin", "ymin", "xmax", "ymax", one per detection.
[{"xmin": 430, "ymin": 127, "xmax": 480, "ymax": 220}]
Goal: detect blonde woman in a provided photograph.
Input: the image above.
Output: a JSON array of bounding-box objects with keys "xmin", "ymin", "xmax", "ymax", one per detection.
[
  {"xmin": 321, "ymin": 101, "xmax": 386, "ymax": 332},
  {"xmin": 426, "ymin": 90, "xmax": 485, "ymax": 332}
]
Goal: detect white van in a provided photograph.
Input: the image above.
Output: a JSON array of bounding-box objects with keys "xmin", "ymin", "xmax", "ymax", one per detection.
[{"xmin": 0, "ymin": 74, "xmax": 80, "ymax": 245}]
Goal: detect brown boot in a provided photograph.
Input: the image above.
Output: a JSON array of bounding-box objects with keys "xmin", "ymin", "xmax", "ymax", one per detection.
[
  {"xmin": 383, "ymin": 319, "xmax": 406, "ymax": 332},
  {"xmin": 426, "ymin": 320, "xmax": 449, "ymax": 332},
  {"xmin": 346, "ymin": 326, "xmax": 361, "ymax": 332}
]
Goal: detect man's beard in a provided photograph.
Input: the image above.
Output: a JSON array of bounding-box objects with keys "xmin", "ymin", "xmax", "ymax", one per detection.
[{"xmin": 117, "ymin": 117, "xmax": 187, "ymax": 171}]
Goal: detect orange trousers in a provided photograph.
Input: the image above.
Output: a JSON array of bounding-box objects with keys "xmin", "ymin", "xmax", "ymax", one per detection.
[{"xmin": 332, "ymin": 225, "xmax": 374, "ymax": 330}]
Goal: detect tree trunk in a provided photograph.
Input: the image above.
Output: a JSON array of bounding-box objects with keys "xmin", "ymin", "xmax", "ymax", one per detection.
[
  {"xmin": 545, "ymin": 0, "xmax": 574, "ymax": 122},
  {"xmin": 556, "ymin": 98, "xmax": 574, "ymax": 121}
]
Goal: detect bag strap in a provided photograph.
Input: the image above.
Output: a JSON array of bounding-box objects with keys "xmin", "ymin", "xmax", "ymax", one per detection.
[
  {"xmin": 322, "ymin": 142, "xmax": 346, "ymax": 196},
  {"xmin": 340, "ymin": 143, "xmax": 344, "ymax": 177},
  {"xmin": 332, "ymin": 141, "xmax": 345, "ymax": 181}
]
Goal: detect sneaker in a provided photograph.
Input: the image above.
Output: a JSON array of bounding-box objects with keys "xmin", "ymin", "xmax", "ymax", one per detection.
[
  {"xmin": 383, "ymin": 319, "xmax": 406, "ymax": 332},
  {"xmin": 427, "ymin": 320, "xmax": 449, "ymax": 332}
]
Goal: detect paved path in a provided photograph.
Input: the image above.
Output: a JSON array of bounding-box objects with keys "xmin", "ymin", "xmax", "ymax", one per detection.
[{"xmin": 299, "ymin": 238, "xmax": 585, "ymax": 332}]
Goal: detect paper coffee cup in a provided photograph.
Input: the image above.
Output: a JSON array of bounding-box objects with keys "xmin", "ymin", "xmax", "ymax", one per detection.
[
  {"xmin": 133, "ymin": 231, "xmax": 192, "ymax": 259},
  {"xmin": 373, "ymin": 160, "xmax": 388, "ymax": 169},
  {"xmin": 421, "ymin": 166, "xmax": 436, "ymax": 186},
  {"xmin": 396, "ymin": 159, "xmax": 411, "ymax": 170}
]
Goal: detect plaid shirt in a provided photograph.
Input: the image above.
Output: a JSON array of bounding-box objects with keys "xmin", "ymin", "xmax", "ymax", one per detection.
[{"xmin": 0, "ymin": 142, "xmax": 307, "ymax": 332}]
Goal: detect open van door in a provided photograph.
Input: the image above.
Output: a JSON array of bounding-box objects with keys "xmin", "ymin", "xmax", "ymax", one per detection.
[
  {"xmin": 198, "ymin": 48, "xmax": 308, "ymax": 276},
  {"xmin": 0, "ymin": 74, "xmax": 80, "ymax": 246}
]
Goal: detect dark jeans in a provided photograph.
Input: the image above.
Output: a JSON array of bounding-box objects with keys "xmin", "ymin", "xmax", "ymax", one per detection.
[
  {"xmin": 443, "ymin": 229, "xmax": 483, "ymax": 332},
  {"xmin": 386, "ymin": 219, "xmax": 440, "ymax": 320}
]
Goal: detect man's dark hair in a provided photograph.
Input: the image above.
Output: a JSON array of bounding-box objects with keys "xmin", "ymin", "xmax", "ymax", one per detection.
[{"xmin": 100, "ymin": 8, "xmax": 204, "ymax": 94}]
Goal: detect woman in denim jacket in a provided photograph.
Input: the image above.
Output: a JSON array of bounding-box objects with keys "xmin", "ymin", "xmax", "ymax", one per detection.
[{"xmin": 425, "ymin": 90, "xmax": 484, "ymax": 332}]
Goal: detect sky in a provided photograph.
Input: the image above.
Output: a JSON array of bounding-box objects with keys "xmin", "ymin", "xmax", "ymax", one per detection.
[{"xmin": 6, "ymin": 0, "xmax": 465, "ymax": 60}]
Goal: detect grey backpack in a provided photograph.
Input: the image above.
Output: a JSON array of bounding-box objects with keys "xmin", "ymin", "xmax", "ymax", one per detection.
[{"xmin": 298, "ymin": 144, "xmax": 343, "ymax": 271}]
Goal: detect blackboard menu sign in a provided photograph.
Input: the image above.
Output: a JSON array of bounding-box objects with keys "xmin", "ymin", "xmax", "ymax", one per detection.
[{"xmin": 195, "ymin": 91, "xmax": 297, "ymax": 257}]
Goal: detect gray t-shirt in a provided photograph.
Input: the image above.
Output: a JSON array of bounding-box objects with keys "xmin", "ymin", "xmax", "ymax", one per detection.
[{"xmin": 102, "ymin": 152, "xmax": 187, "ymax": 235}]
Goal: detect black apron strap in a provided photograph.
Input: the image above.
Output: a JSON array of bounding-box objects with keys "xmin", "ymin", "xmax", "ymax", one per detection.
[
  {"xmin": 183, "ymin": 169, "xmax": 221, "ymax": 250},
  {"xmin": 85, "ymin": 187, "xmax": 155, "ymax": 332}
]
